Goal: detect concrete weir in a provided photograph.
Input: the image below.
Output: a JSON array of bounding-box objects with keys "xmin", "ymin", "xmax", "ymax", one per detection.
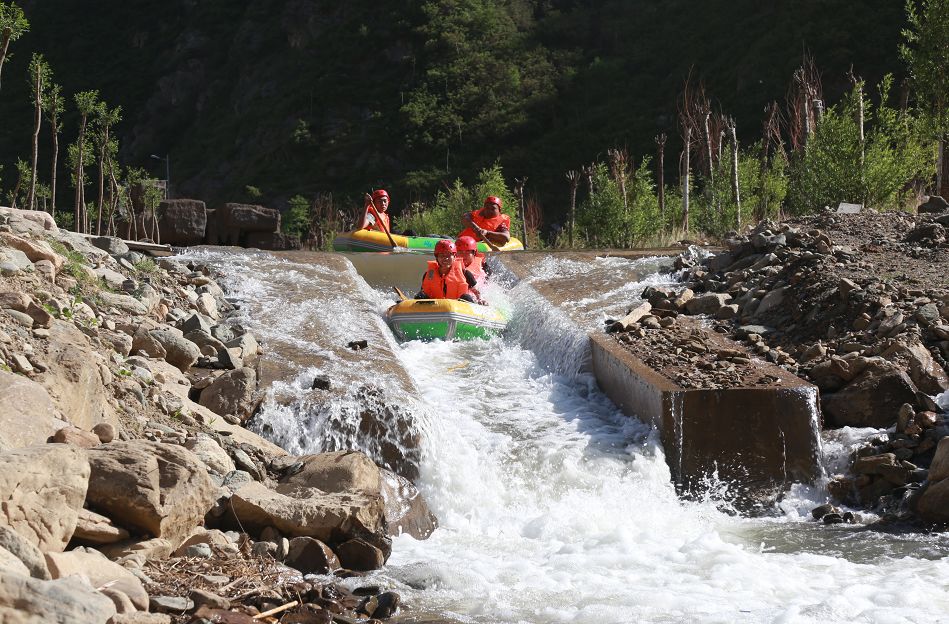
[
  {"xmin": 497, "ymin": 252, "xmax": 822, "ymax": 501},
  {"xmin": 590, "ymin": 333, "xmax": 822, "ymax": 499}
]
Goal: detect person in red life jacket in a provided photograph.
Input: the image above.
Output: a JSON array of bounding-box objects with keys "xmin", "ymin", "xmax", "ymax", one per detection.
[
  {"xmin": 415, "ymin": 240, "xmax": 484, "ymax": 304},
  {"xmin": 360, "ymin": 189, "xmax": 391, "ymax": 233},
  {"xmin": 459, "ymin": 195, "xmax": 511, "ymax": 247},
  {"xmin": 454, "ymin": 235, "xmax": 489, "ymax": 285}
]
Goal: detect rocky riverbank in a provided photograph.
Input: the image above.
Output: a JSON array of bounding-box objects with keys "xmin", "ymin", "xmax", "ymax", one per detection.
[
  {"xmin": 609, "ymin": 206, "xmax": 949, "ymax": 526},
  {"xmin": 0, "ymin": 206, "xmax": 435, "ymax": 623}
]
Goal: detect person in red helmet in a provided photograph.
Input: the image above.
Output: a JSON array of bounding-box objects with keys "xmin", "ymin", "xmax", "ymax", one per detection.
[
  {"xmin": 454, "ymin": 235, "xmax": 488, "ymax": 285},
  {"xmin": 459, "ymin": 195, "xmax": 511, "ymax": 247},
  {"xmin": 416, "ymin": 239, "xmax": 483, "ymax": 304},
  {"xmin": 360, "ymin": 189, "xmax": 391, "ymax": 233}
]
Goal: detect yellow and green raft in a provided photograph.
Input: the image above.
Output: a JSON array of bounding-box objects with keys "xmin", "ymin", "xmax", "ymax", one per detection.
[
  {"xmin": 333, "ymin": 229, "xmax": 524, "ymax": 253},
  {"xmin": 385, "ymin": 298, "xmax": 508, "ymax": 341}
]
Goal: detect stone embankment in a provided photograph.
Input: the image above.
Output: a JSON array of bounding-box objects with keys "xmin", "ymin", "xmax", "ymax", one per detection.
[
  {"xmin": 611, "ymin": 205, "xmax": 949, "ymax": 525},
  {"xmin": 0, "ymin": 206, "xmax": 434, "ymax": 622}
]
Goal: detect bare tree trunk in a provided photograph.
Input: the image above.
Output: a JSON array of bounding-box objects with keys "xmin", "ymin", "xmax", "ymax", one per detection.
[
  {"xmin": 0, "ymin": 27, "xmax": 11, "ymax": 92},
  {"xmin": 96, "ymin": 127, "xmax": 108, "ymax": 235},
  {"xmin": 50, "ymin": 117, "xmax": 59, "ymax": 218},
  {"xmin": 758, "ymin": 122, "xmax": 770, "ymax": 223},
  {"xmin": 10, "ymin": 173, "xmax": 22, "ymax": 209},
  {"xmin": 26, "ymin": 68, "xmax": 43, "ymax": 210},
  {"xmin": 74, "ymin": 115, "xmax": 87, "ymax": 233},
  {"xmin": 682, "ymin": 126, "xmax": 691, "ymax": 232},
  {"xmin": 514, "ymin": 177, "xmax": 528, "ymax": 250},
  {"xmin": 939, "ymin": 138, "xmax": 947, "ymax": 199},
  {"xmin": 608, "ymin": 149, "xmax": 628, "ymax": 213},
  {"xmin": 656, "ymin": 134, "xmax": 666, "ymax": 215},
  {"xmin": 566, "ymin": 170, "xmax": 579, "ymax": 248},
  {"xmin": 728, "ymin": 118, "xmax": 740, "ymax": 229},
  {"xmin": 703, "ymin": 111, "xmax": 714, "ymax": 206}
]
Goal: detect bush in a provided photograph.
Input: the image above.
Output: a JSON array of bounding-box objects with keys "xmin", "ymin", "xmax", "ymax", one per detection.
[
  {"xmin": 574, "ymin": 158, "xmax": 664, "ymax": 248},
  {"xmin": 785, "ymin": 76, "xmax": 933, "ymax": 214},
  {"xmin": 395, "ymin": 163, "xmax": 519, "ymax": 238}
]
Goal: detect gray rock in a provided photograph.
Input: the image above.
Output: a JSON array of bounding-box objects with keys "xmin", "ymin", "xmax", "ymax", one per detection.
[
  {"xmin": 231, "ymin": 448, "xmax": 262, "ymax": 480},
  {"xmin": 89, "ymin": 236, "xmax": 130, "ymax": 256},
  {"xmin": 179, "ymin": 312, "xmax": 213, "ymax": 335},
  {"xmin": 917, "ymin": 195, "xmax": 949, "ymax": 214},
  {"xmin": 149, "ymin": 328, "xmax": 201, "ymax": 372},
  {"xmin": 685, "ymin": 293, "xmax": 733, "ymax": 316},
  {"xmin": 183, "ymin": 543, "xmax": 212, "ymax": 558},
  {"xmin": 0, "ymin": 262, "xmax": 19, "ymax": 276},
  {"xmin": 0, "ymin": 573, "xmax": 117, "ymax": 623},
  {"xmin": 0, "ymin": 525, "xmax": 51, "ymax": 579},
  {"xmin": 149, "ymin": 595, "xmax": 193, "ymax": 613},
  {"xmin": 284, "ymin": 536, "xmax": 340, "ymax": 574}
]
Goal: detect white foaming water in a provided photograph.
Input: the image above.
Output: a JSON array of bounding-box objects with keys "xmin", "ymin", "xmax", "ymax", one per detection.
[
  {"xmin": 183, "ymin": 249, "xmax": 949, "ymax": 623},
  {"xmin": 378, "ymin": 335, "xmax": 949, "ymax": 623}
]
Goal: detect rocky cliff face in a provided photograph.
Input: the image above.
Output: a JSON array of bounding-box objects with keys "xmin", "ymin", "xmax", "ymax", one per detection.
[{"xmin": 0, "ymin": 206, "xmax": 433, "ymax": 621}]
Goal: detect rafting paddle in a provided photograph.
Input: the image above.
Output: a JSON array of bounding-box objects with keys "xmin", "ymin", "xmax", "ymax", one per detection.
[
  {"xmin": 364, "ymin": 193, "xmax": 401, "ymax": 251},
  {"xmin": 392, "ymin": 286, "xmax": 408, "ymax": 301},
  {"xmin": 466, "ymin": 218, "xmax": 502, "ymax": 252}
]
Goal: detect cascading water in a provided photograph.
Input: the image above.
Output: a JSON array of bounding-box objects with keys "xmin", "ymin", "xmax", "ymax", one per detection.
[{"xmin": 185, "ymin": 249, "xmax": 949, "ymax": 624}]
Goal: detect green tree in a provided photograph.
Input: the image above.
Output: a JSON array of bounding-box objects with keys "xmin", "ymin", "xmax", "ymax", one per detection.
[
  {"xmin": 72, "ymin": 90, "xmax": 100, "ymax": 232},
  {"xmin": 900, "ymin": 0, "xmax": 949, "ymax": 194},
  {"xmin": 44, "ymin": 83, "xmax": 64, "ymax": 218},
  {"xmin": 25, "ymin": 53, "xmax": 50, "ymax": 211},
  {"xmin": 0, "ymin": 1, "xmax": 28, "ymax": 92},
  {"xmin": 93, "ymin": 103, "xmax": 122, "ymax": 234},
  {"xmin": 283, "ymin": 194, "xmax": 310, "ymax": 238},
  {"xmin": 401, "ymin": 0, "xmax": 556, "ymax": 183}
]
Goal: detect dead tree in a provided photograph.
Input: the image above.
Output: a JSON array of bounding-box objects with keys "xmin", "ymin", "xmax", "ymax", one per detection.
[
  {"xmin": 607, "ymin": 148, "xmax": 630, "ymax": 213},
  {"xmin": 565, "ymin": 169, "xmax": 579, "ymax": 248},
  {"xmin": 786, "ymin": 55, "xmax": 823, "ymax": 154},
  {"xmin": 848, "ymin": 67, "xmax": 866, "ymax": 203},
  {"xmin": 757, "ymin": 102, "xmax": 782, "ymax": 221},
  {"xmin": 678, "ymin": 72, "xmax": 707, "ymax": 232},
  {"xmin": 655, "ymin": 133, "xmax": 666, "ymax": 214},
  {"xmin": 514, "ymin": 177, "xmax": 528, "ymax": 249},
  {"xmin": 727, "ymin": 117, "xmax": 740, "ymax": 228}
]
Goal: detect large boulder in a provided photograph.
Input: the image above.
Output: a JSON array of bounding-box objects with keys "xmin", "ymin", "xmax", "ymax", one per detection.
[
  {"xmin": 0, "ymin": 525, "xmax": 51, "ymax": 579},
  {"xmin": 214, "ymin": 203, "xmax": 280, "ymax": 246},
  {"xmin": 0, "ymin": 445, "xmax": 90, "ymax": 552},
  {"xmin": 245, "ymin": 232, "xmax": 301, "ymax": 251},
  {"xmin": 917, "ymin": 195, "xmax": 949, "ymax": 214},
  {"xmin": 148, "ymin": 328, "xmax": 201, "ymax": 372},
  {"xmin": 879, "ymin": 339, "xmax": 949, "ymax": 395},
  {"xmin": 39, "ymin": 321, "xmax": 119, "ymax": 432},
  {"xmin": 0, "ymin": 370, "xmax": 65, "ymax": 450},
  {"xmin": 822, "ymin": 365, "xmax": 921, "ymax": 428},
  {"xmin": 0, "ymin": 573, "xmax": 116, "ymax": 623},
  {"xmin": 916, "ymin": 478, "xmax": 949, "ymax": 523},
  {"xmin": 155, "ymin": 199, "xmax": 207, "ymax": 246},
  {"xmin": 225, "ymin": 481, "xmax": 385, "ymax": 545},
  {"xmin": 85, "ymin": 441, "xmax": 216, "ymax": 549},
  {"xmin": 45, "ymin": 550, "xmax": 148, "ymax": 611},
  {"xmin": 0, "ymin": 206, "xmax": 58, "ymax": 234},
  {"xmin": 0, "ymin": 232, "xmax": 63, "ymax": 269},
  {"xmin": 281, "ymin": 451, "xmax": 382, "ymax": 494},
  {"xmin": 198, "ymin": 367, "xmax": 257, "ymax": 421},
  {"xmin": 379, "ymin": 469, "xmax": 438, "ymax": 540}
]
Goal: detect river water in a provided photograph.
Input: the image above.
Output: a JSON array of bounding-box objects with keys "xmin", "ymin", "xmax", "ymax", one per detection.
[{"xmin": 181, "ymin": 248, "xmax": 949, "ymax": 624}]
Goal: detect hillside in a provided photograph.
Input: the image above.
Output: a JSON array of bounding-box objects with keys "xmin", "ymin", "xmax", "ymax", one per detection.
[{"xmin": 0, "ymin": 0, "xmax": 907, "ymax": 221}]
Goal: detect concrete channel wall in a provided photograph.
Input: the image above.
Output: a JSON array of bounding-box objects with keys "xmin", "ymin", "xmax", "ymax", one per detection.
[{"xmin": 498, "ymin": 252, "xmax": 823, "ymax": 503}]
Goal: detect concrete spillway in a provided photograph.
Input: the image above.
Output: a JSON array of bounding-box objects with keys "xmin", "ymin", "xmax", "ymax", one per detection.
[{"xmin": 497, "ymin": 251, "xmax": 822, "ymax": 503}]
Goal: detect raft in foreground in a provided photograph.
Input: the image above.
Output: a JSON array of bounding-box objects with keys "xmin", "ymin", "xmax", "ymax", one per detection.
[
  {"xmin": 333, "ymin": 229, "xmax": 524, "ymax": 253},
  {"xmin": 385, "ymin": 298, "xmax": 508, "ymax": 341}
]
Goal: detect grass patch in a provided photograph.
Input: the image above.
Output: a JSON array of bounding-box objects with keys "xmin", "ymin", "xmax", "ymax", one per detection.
[{"xmin": 134, "ymin": 258, "xmax": 158, "ymax": 274}]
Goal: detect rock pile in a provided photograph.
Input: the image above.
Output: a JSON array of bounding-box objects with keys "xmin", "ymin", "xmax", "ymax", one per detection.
[
  {"xmin": 666, "ymin": 207, "xmax": 949, "ymax": 524},
  {"xmin": 0, "ymin": 206, "xmax": 433, "ymax": 621}
]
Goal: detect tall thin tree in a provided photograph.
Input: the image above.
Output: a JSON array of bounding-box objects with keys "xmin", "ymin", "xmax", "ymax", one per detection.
[
  {"xmin": 25, "ymin": 53, "xmax": 49, "ymax": 211},
  {"xmin": 72, "ymin": 90, "xmax": 100, "ymax": 233},
  {"xmin": 94, "ymin": 104, "xmax": 122, "ymax": 235},
  {"xmin": 727, "ymin": 117, "xmax": 740, "ymax": 228},
  {"xmin": 44, "ymin": 83, "xmax": 64, "ymax": 218},
  {"xmin": 655, "ymin": 134, "xmax": 666, "ymax": 215},
  {"xmin": 565, "ymin": 169, "xmax": 579, "ymax": 248}
]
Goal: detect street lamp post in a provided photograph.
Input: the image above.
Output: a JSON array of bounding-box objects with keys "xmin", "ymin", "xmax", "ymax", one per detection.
[{"xmin": 150, "ymin": 154, "xmax": 171, "ymax": 199}]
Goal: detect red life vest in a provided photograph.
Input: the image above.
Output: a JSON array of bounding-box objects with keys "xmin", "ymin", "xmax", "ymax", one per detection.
[
  {"xmin": 458, "ymin": 209, "xmax": 511, "ymax": 241},
  {"xmin": 463, "ymin": 255, "xmax": 487, "ymax": 284},
  {"xmin": 362, "ymin": 205, "xmax": 391, "ymax": 233},
  {"xmin": 421, "ymin": 260, "xmax": 468, "ymax": 300}
]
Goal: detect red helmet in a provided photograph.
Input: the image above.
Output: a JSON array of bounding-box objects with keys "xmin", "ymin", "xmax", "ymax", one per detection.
[
  {"xmin": 455, "ymin": 235, "xmax": 478, "ymax": 252},
  {"xmin": 484, "ymin": 195, "xmax": 502, "ymax": 209},
  {"xmin": 434, "ymin": 240, "xmax": 456, "ymax": 256},
  {"xmin": 372, "ymin": 189, "xmax": 389, "ymax": 201}
]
